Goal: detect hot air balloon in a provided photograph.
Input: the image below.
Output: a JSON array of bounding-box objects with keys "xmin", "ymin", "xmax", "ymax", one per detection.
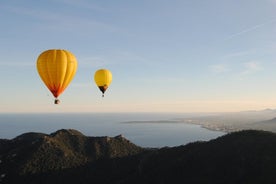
[
  {"xmin": 36, "ymin": 49, "xmax": 78, "ymax": 104},
  {"xmin": 94, "ymin": 69, "xmax": 112, "ymax": 97}
]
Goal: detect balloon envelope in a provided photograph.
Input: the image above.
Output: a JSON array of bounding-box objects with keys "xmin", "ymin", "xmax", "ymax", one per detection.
[
  {"xmin": 94, "ymin": 69, "xmax": 112, "ymax": 96},
  {"xmin": 36, "ymin": 49, "xmax": 78, "ymax": 103}
]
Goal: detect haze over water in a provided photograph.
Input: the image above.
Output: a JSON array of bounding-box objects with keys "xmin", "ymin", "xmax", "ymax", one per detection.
[{"xmin": 0, "ymin": 113, "xmax": 224, "ymax": 148}]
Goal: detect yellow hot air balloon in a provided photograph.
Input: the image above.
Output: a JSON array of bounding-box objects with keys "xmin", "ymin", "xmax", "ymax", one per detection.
[
  {"xmin": 94, "ymin": 69, "xmax": 112, "ymax": 97},
  {"xmin": 36, "ymin": 49, "xmax": 78, "ymax": 104}
]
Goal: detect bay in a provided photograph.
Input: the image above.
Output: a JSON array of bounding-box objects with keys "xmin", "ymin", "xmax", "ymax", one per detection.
[{"xmin": 0, "ymin": 113, "xmax": 225, "ymax": 148}]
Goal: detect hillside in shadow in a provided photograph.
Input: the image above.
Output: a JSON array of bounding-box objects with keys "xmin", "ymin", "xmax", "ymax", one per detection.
[{"xmin": 1, "ymin": 129, "xmax": 276, "ymax": 183}]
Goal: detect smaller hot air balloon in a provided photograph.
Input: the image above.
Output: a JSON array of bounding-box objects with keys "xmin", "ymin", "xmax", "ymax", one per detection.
[
  {"xmin": 36, "ymin": 49, "xmax": 78, "ymax": 104},
  {"xmin": 94, "ymin": 69, "xmax": 112, "ymax": 97}
]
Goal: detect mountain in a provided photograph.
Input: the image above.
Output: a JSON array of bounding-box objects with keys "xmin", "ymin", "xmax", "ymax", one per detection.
[
  {"xmin": 137, "ymin": 130, "xmax": 276, "ymax": 184},
  {"xmin": 0, "ymin": 129, "xmax": 144, "ymax": 183},
  {"xmin": 254, "ymin": 117, "xmax": 276, "ymax": 125},
  {"xmin": 1, "ymin": 129, "xmax": 276, "ymax": 184},
  {"xmin": 179, "ymin": 109, "xmax": 276, "ymax": 132},
  {"xmin": 249, "ymin": 117, "xmax": 276, "ymax": 132}
]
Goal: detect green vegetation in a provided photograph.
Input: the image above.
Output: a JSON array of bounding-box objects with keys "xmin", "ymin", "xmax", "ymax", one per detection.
[{"xmin": 1, "ymin": 129, "xmax": 276, "ymax": 183}]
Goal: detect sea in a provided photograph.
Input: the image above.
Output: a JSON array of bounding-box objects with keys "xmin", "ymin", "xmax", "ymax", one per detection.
[{"xmin": 0, "ymin": 113, "xmax": 225, "ymax": 148}]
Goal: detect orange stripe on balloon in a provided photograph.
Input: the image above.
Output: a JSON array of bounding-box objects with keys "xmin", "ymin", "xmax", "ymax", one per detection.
[{"xmin": 49, "ymin": 87, "xmax": 65, "ymax": 98}]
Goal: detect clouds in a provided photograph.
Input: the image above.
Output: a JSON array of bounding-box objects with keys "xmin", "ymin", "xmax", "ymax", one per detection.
[
  {"xmin": 224, "ymin": 21, "xmax": 272, "ymax": 41},
  {"xmin": 209, "ymin": 64, "xmax": 229, "ymax": 73},
  {"xmin": 78, "ymin": 50, "xmax": 153, "ymax": 69},
  {"xmin": 241, "ymin": 61, "xmax": 263, "ymax": 75},
  {"xmin": 209, "ymin": 61, "xmax": 263, "ymax": 76},
  {"xmin": 0, "ymin": 62, "xmax": 33, "ymax": 67},
  {"xmin": 1, "ymin": 2, "xmax": 119, "ymax": 35},
  {"xmin": 50, "ymin": 0, "xmax": 106, "ymax": 12}
]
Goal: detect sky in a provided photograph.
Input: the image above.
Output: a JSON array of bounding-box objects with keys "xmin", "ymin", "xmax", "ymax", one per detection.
[{"xmin": 1, "ymin": 0, "xmax": 276, "ymax": 113}]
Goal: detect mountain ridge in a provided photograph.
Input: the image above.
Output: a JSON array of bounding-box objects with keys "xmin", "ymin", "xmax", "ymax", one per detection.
[
  {"xmin": 1, "ymin": 129, "xmax": 276, "ymax": 183},
  {"xmin": 0, "ymin": 129, "xmax": 143, "ymax": 178}
]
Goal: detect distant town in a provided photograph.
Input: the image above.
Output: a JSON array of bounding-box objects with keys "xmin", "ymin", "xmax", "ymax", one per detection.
[{"xmin": 180, "ymin": 109, "xmax": 276, "ymax": 133}]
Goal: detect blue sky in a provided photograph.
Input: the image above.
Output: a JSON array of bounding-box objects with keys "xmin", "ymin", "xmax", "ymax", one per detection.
[{"xmin": 1, "ymin": 0, "xmax": 276, "ymax": 113}]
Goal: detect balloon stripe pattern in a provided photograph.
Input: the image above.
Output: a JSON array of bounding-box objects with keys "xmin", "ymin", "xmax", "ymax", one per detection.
[{"xmin": 37, "ymin": 49, "xmax": 78, "ymax": 100}]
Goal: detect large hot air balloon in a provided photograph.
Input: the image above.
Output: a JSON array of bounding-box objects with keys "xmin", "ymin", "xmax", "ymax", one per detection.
[
  {"xmin": 36, "ymin": 49, "xmax": 78, "ymax": 104},
  {"xmin": 94, "ymin": 69, "xmax": 112, "ymax": 97}
]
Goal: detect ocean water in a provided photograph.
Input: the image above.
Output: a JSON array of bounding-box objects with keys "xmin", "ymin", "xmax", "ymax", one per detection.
[{"xmin": 0, "ymin": 113, "xmax": 225, "ymax": 148}]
